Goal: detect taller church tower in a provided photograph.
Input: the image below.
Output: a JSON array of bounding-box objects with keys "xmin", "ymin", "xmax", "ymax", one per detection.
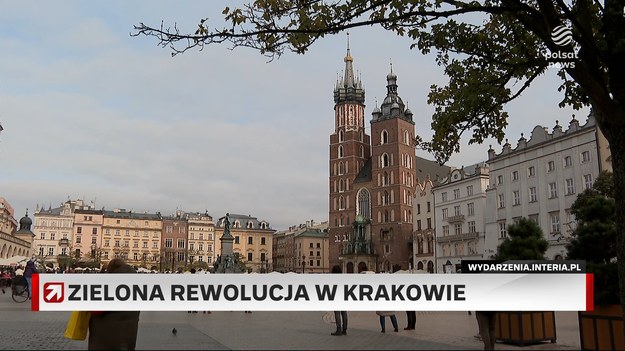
[{"xmin": 328, "ymin": 40, "xmax": 370, "ymax": 271}]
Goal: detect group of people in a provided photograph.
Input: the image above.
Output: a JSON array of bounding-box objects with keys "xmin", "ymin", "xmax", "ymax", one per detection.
[{"xmin": 1, "ymin": 259, "xmax": 38, "ymax": 297}]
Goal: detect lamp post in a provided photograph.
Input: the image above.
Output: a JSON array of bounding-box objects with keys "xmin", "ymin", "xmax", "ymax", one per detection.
[{"xmin": 302, "ymin": 255, "xmax": 306, "ymax": 274}]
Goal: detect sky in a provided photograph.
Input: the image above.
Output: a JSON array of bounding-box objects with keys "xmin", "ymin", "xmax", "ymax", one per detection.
[{"xmin": 0, "ymin": 1, "xmax": 588, "ymax": 231}]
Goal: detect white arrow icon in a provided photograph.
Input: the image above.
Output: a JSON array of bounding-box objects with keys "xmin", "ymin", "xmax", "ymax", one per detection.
[{"xmin": 45, "ymin": 284, "xmax": 63, "ymax": 301}]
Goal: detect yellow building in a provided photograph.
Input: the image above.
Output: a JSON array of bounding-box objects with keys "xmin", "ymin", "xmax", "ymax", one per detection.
[
  {"xmin": 101, "ymin": 209, "xmax": 162, "ymax": 269},
  {"xmin": 215, "ymin": 213, "xmax": 274, "ymax": 272},
  {"xmin": 185, "ymin": 211, "xmax": 216, "ymax": 269}
]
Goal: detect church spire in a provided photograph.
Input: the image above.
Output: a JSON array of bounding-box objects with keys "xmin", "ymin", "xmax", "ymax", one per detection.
[{"xmin": 334, "ymin": 33, "xmax": 365, "ymax": 104}]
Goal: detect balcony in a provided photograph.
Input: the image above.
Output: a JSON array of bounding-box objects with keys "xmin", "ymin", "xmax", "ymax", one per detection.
[
  {"xmin": 446, "ymin": 215, "xmax": 465, "ymax": 223},
  {"xmin": 437, "ymin": 231, "xmax": 479, "ymax": 243},
  {"xmin": 59, "ymin": 238, "xmax": 70, "ymax": 247}
]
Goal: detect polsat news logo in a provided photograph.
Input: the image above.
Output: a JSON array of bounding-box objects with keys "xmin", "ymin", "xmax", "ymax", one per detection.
[{"xmin": 43, "ymin": 282, "xmax": 64, "ymax": 303}]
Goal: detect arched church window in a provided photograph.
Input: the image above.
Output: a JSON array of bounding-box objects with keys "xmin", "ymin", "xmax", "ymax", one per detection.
[
  {"xmin": 381, "ymin": 130, "xmax": 389, "ymax": 144},
  {"xmin": 383, "ymin": 172, "xmax": 389, "ymax": 186},
  {"xmin": 382, "ymin": 154, "xmax": 389, "ymax": 168},
  {"xmin": 338, "ymin": 162, "xmax": 344, "ymax": 175},
  {"xmin": 339, "ymin": 130, "xmax": 344, "ymax": 142},
  {"xmin": 359, "ymin": 131, "xmax": 364, "ymax": 142},
  {"xmin": 404, "ymin": 131, "xmax": 410, "ymax": 145},
  {"xmin": 360, "ymin": 145, "xmax": 364, "ymax": 158},
  {"xmin": 357, "ymin": 188, "xmax": 371, "ymax": 219},
  {"xmin": 339, "ymin": 179, "xmax": 345, "ymax": 192},
  {"xmin": 338, "ymin": 145, "xmax": 344, "ymax": 158},
  {"xmin": 339, "ymin": 196, "xmax": 345, "ymax": 210}
]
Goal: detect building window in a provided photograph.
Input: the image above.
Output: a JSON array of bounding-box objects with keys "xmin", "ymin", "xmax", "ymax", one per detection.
[
  {"xmin": 235, "ymin": 236, "xmax": 240, "ymax": 244},
  {"xmin": 512, "ymin": 170, "xmax": 519, "ymax": 181},
  {"xmin": 454, "ymin": 205, "xmax": 461, "ymax": 216},
  {"xmin": 454, "ymin": 223, "xmax": 462, "ymax": 235},
  {"xmin": 76, "ymin": 236, "xmax": 81, "ymax": 243},
  {"xmin": 547, "ymin": 160, "xmax": 555, "ymax": 172},
  {"xmin": 247, "ymin": 252, "xmax": 253, "ymax": 261},
  {"xmin": 467, "ymin": 203, "xmax": 475, "ymax": 216},
  {"xmin": 529, "ymin": 214, "xmax": 539, "ymax": 224},
  {"xmin": 498, "ymin": 194, "xmax": 505, "ymax": 208},
  {"xmin": 566, "ymin": 178, "xmax": 575, "ymax": 195},
  {"xmin": 338, "ymin": 145, "xmax": 344, "ymax": 158},
  {"xmin": 91, "ymin": 237, "xmax": 97, "ymax": 244},
  {"xmin": 466, "ymin": 185, "xmax": 473, "ymax": 196},
  {"xmin": 550, "ymin": 212, "xmax": 561, "ymax": 233},
  {"xmin": 261, "ymin": 237, "xmax": 266, "ymax": 245},
  {"xmin": 513, "ymin": 190, "xmax": 520, "ymax": 206},
  {"xmin": 40, "ymin": 233, "xmax": 45, "ymax": 240},
  {"xmin": 468, "ymin": 221, "xmax": 476, "ymax": 233},
  {"xmin": 453, "ymin": 189, "xmax": 460, "ymax": 199},
  {"xmin": 50, "ymin": 233, "xmax": 55, "ymax": 240},
  {"xmin": 498, "ymin": 222, "xmax": 507, "ymax": 239},
  {"xmin": 248, "ymin": 237, "xmax": 253, "ymax": 245},
  {"xmin": 441, "ymin": 192, "xmax": 448, "ymax": 202},
  {"xmin": 427, "ymin": 218, "xmax": 432, "ymax": 229},
  {"xmin": 92, "ymin": 228, "xmax": 97, "ymax": 235},
  {"xmin": 177, "ymin": 252, "xmax": 185, "ymax": 262},
  {"xmin": 581, "ymin": 151, "xmax": 591, "ymax": 163},
  {"xmin": 77, "ymin": 227, "xmax": 82, "ymax": 234},
  {"xmin": 529, "ymin": 187, "xmax": 538, "ymax": 202},
  {"xmin": 442, "ymin": 208, "xmax": 448, "ymax": 219},
  {"xmin": 564, "ymin": 156, "xmax": 572, "ymax": 167},
  {"xmin": 381, "ymin": 130, "xmax": 389, "ymax": 144},
  {"xmin": 584, "ymin": 174, "xmax": 593, "ymax": 189},
  {"xmin": 416, "ymin": 220, "xmax": 422, "ymax": 231},
  {"xmin": 497, "ymin": 175, "xmax": 504, "ymax": 185},
  {"xmin": 177, "ymin": 239, "xmax": 185, "ymax": 249},
  {"xmin": 442, "ymin": 225, "xmax": 449, "ymax": 236},
  {"xmin": 528, "ymin": 166, "xmax": 536, "ymax": 177},
  {"xmin": 549, "ymin": 182, "xmax": 558, "ymax": 198},
  {"xmin": 417, "ymin": 204, "xmax": 421, "ymax": 215},
  {"xmin": 165, "ymin": 238, "xmax": 173, "ymax": 248},
  {"xmin": 427, "ymin": 202, "xmax": 431, "ymax": 213}
]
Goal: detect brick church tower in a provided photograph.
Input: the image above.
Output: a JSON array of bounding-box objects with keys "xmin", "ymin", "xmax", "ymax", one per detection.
[{"xmin": 328, "ymin": 42, "xmax": 417, "ymax": 273}]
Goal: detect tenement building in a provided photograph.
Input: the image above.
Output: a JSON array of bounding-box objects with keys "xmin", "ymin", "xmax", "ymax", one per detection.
[{"xmin": 484, "ymin": 114, "xmax": 611, "ymax": 259}]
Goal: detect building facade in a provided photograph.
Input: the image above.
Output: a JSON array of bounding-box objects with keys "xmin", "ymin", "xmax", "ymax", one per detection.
[
  {"xmin": 32, "ymin": 199, "xmax": 89, "ymax": 268},
  {"xmin": 72, "ymin": 208, "xmax": 104, "ymax": 268},
  {"xmin": 101, "ymin": 209, "xmax": 162, "ymax": 269},
  {"xmin": 186, "ymin": 211, "xmax": 216, "ymax": 269},
  {"xmin": 433, "ymin": 164, "xmax": 490, "ymax": 273},
  {"xmin": 215, "ymin": 213, "xmax": 274, "ymax": 273},
  {"xmin": 0, "ymin": 197, "xmax": 32, "ymax": 259},
  {"xmin": 273, "ymin": 220, "xmax": 328, "ymax": 273},
  {"xmin": 484, "ymin": 115, "xmax": 608, "ymax": 260}
]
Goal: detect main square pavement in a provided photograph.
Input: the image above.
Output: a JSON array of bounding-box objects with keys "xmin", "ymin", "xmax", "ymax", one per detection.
[{"xmin": 0, "ymin": 292, "xmax": 582, "ymax": 350}]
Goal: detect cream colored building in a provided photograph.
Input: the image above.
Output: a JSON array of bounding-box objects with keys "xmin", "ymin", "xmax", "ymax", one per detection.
[
  {"xmin": 32, "ymin": 199, "xmax": 88, "ymax": 267},
  {"xmin": 273, "ymin": 220, "xmax": 329, "ymax": 273},
  {"xmin": 101, "ymin": 209, "xmax": 162, "ymax": 269},
  {"xmin": 185, "ymin": 211, "xmax": 216, "ymax": 268},
  {"xmin": 215, "ymin": 213, "xmax": 274, "ymax": 273}
]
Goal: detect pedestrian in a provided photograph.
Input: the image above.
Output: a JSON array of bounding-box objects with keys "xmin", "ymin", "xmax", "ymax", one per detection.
[
  {"xmin": 88, "ymin": 258, "xmax": 140, "ymax": 350},
  {"xmin": 475, "ymin": 311, "xmax": 497, "ymax": 350},
  {"xmin": 24, "ymin": 259, "xmax": 38, "ymax": 299},
  {"xmin": 376, "ymin": 311, "xmax": 399, "ymax": 333},
  {"xmin": 404, "ymin": 311, "xmax": 416, "ymax": 330},
  {"xmin": 330, "ymin": 266, "xmax": 347, "ymax": 336}
]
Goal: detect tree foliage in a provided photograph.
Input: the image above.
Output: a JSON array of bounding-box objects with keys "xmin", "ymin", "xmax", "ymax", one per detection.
[
  {"xmin": 567, "ymin": 171, "xmax": 618, "ymax": 305},
  {"xmin": 496, "ymin": 217, "xmax": 548, "ymax": 260},
  {"xmin": 132, "ymin": 0, "xmax": 625, "ymax": 326}
]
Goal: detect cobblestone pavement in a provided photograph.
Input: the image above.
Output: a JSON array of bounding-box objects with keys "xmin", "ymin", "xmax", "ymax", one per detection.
[{"xmin": 0, "ymin": 292, "xmax": 581, "ymax": 350}]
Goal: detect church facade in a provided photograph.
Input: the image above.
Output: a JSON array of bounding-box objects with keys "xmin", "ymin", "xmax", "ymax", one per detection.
[{"xmin": 328, "ymin": 47, "xmax": 418, "ymax": 273}]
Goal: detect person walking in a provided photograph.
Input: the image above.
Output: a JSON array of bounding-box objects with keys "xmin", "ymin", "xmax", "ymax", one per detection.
[
  {"xmin": 376, "ymin": 311, "xmax": 399, "ymax": 333},
  {"xmin": 88, "ymin": 258, "xmax": 140, "ymax": 350},
  {"xmin": 475, "ymin": 311, "xmax": 497, "ymax": 350},
  {"xmin": 404, "ymin": 311, "xmax": 416, "ymax": 330},
  {"xmin": 330, "ymin": 266, "xmax": 347, "ymax": 336}
]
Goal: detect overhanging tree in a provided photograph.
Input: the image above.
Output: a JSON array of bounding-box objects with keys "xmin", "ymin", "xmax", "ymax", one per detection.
[
  {"xmin": 132, "ymin": 0, "xmax": 625, "ymax": 327},
  {"xmin": 496, "ymin": 217, "xmax": 548, "ymax": 260}
]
